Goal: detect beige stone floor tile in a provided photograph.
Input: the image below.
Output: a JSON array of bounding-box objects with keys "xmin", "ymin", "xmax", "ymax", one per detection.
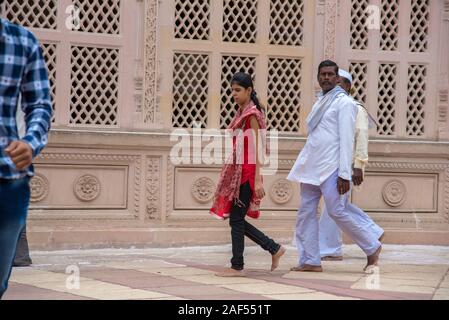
[
  {"xmin": 13, "ymin": 279, "xmax": 98, "ymax": 294},
  {"xmin": 371, "ymin": 285, "xmax": 434, "ymax": 294},
  {"xmin": 373, "ymin": 277, "xmax": 440, "ymax": 287},
  {"xmin": 283, "ymin": 271, "xmax": 363, "ymax": 282},
  {"xmin": 9, "ymin": 280, "xmax": 82, "ymax": 293},
  {"xmin": 265, "ymin": 292, "xmax": 359, "ymax": 300},
  {"xmin": 220, "ymin": 282, "xmax": 315, "ymax": 295},
  {"xmin": 139, "ymin": 267, "xmax": 214, "ymax": 276},
  {"xmin": 149, "ymin": 296, "xmax": 190, "ymax": 300},
  {"xmin": 104, "ymin": 259, "xmax": 185, "ymax": 270},
  {"xmin": 9, "ymin": 270, "xmax": 74, "ymax": 285},
  {"xmin": 351, "ymin": 278, "xmax": 435, "ymax": 294},
  {"xmin": 10, "ymin": 268, "xmax": 50, "ymax": 277},
  {"xmin": 433, "ymin": 287, "xmax": 449, "ymax": 297},
  {"xmin": 81, "ymin": 289, "xmax": 171, "ymax": 300},
  {"xmin": 375, "ymin": 272, "xmax": 443, "ymax": 281},
  {"xmin": 377, "ymin": 264, "xmax": 448, "ymax": 274},
  {"xmin": 173, "ymin": 274, "xmax": 266, "ymax": 285},
  {"xmin": 320, "ymin": 263, "xmax": 367, "ymax": 272},
  {"xmin": 9, "ymin": 245, "xmax": 449, "ymax": 300},
  {"xmin": 28, "ymin": 279, "xmax": 170, "ymax": 300},
  {"xmin": 11, "ymin": 269, "xmax": 171, "ymax": 300},
  {"xmin": 438, "ymin": 276, "xmax": 449, "ymax": 288}
]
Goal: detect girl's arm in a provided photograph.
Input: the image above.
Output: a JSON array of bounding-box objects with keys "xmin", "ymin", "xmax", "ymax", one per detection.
[{"xmin": 250, "ymin": 116, "xmax": 265, "ymax": 199}]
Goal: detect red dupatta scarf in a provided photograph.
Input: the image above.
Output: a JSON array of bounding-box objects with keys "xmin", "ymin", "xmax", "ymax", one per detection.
[{"xmin": 210, "ymin": 102, "xmax": 268, "ymax": 220}]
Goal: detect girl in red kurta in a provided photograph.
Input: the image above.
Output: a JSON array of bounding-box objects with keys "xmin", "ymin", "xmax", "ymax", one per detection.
[{"xmin": 210, "ymin": 72, "xmax": 285, "ymax": 277}]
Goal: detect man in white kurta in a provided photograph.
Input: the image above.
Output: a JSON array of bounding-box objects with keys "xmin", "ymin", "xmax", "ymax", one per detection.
[
  {"xmin": 319, "ymin": 70, "xmax": 384, "ymax": 261},
  {"xmin": 287, "ymin": 60, "xmax": 381, "ymax": 272}
]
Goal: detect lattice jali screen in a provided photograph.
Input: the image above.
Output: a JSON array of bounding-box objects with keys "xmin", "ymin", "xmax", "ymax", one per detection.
[
  {"xmin": 407, "ymin": 65, "xmax": 427, "ymax": 136},
  {"xmin": 350, "ymin": 0, "xmax": 369, "ymax": 50},
  {"xmin": 4, "ymin": 0, "xmax": 57, "ymax": 30},
  {"xmin": 72, "ymin": 0, "xmax": 120, "ymax": 34},
  {"xmin": 269, "ymin": 0, "xmax": 304, "ymax": 46},
  {"xmin": 267, "ymin": 58, "xmax": 301, "ymax": 132},
  {"xmin": 174, "ymin": 0, "xmax": 210, "ymax": 40},
  {"xmin": 70, "ymin": 46, "xmax": 119, "ymax": 126},
  {"xmin": 377, "ymin": 64, "xmax": 397, "ymax": 135},
  {"xmin": 172, "ymin": 53, "xmax": 209, "ymax": 128},
  {"xmin": 222, "ymin": 0, "xmax": 258, "ymax": 43},
  {"xmin": 41, "ymin": 43, "xmax": 57, "ymax": 123},
  {"xmin": 409, "ymin": 0, "xmax": 430, "ymax": 53},
  {"xmin": 220, "ymin": 56, "xmax": 256, "ymax": 129},
  {"xmin": 349, "ymin": 62, "xmax": 368, "ymax": 104},
  {"xmin": 380, "ymin": 0, "xmax": 399, "ymax": 51}
]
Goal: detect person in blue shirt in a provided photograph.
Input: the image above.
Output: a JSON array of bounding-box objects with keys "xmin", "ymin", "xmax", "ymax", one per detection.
[{"xmin": 0, "ymin": 17, "xmax": 52, "ymax": 299}]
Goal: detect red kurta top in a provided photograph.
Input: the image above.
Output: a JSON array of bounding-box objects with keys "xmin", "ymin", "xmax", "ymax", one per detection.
[
  {"xmin": 210, "ymin": 105, "xmax": 265, "ymax": 220},
  {"xmin": 239, "ymin": 117, "xmax": 256, "ymax": 189}
]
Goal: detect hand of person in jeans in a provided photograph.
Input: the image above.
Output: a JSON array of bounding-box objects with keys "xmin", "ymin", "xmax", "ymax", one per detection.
[{"xmin": 5, "ymin": 140, "xmax": 33, "ymax": 170}]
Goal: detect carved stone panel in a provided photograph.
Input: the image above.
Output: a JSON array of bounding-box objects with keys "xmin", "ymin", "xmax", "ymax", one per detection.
[
  {"xmin": 352, "ymin": 172, "xmax": 438, "ymax": 212},
  {"xmin": 382, "ymin": 180, "xmax": 407, "ymax": 207},
  {"xmin": 29, "ymin": 163, "xmax": 128, "ymax": 210},
  {"xmin": 74, "ymin": 174, "xmax": 101, "ymax": 202},
  {"xmin": 146, "ymin": 156, "xmax": 161, "ymax": 220},
  {"xmin": 270, "ymin": 179, "xmax": 294, "ymax": 204},
  {"xmin": 174, "ymin": 167, "xmax": 299, "ymax": 211},
  {"xmin": 30, "ymin": 173, "xmax": 50, "ymax": 203},
  {"xmin": 191, "ymin": 177, "xmax": 215, "ymax": 204}
]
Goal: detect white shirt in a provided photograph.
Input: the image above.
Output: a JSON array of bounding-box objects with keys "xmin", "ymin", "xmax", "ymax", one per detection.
[{"xmin": 287, "ymin": 93, "xmax": 357, "ymax": 186}]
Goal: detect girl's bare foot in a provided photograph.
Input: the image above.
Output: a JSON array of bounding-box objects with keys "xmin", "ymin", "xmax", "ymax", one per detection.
[{"xmin": 271, "ymin": 246, "xmax": 286, "ymax": 271}]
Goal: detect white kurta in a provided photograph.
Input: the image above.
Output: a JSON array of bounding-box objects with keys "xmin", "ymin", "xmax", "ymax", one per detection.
[{"xmin": 287, "ymin": 93, "xmax": 357, "ymax": 186}]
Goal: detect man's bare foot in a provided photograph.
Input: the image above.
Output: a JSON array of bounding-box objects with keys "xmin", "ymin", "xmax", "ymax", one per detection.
[
  {"xmin": 379, "ymin": 232, "xmax": 386, "ymax": 243},
  {"xmin": 216, "ymin": 268, "xmax": 246, "ymax": 277},
  {"xmin": 321, "ymin": 256, "xmax": 343, "ymax": 261},
  {"xmin": 290, "ymin": 264, "xmax": 323, "ymax": 272},
  {"xmin": 364, "ymin": 245, "xmax": 382, "ymax": 272},
  {"xmin": 271, "ymin": 246, "xmax": 286, "ymax": 271}
]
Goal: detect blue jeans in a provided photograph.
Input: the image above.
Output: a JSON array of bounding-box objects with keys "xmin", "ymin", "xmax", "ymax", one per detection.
[{"xmin": 0, "ymin": 177, "xmax": 30, "ymax": 299}]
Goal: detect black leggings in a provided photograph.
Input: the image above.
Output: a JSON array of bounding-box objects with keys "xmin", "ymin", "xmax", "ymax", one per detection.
[{"xmin": 229, "ymin": 182, "xmax": 280, "ymax": 270}]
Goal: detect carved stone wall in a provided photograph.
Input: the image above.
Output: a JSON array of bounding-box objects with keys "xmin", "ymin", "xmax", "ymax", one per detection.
[{"xmin": 2, "ymin": 0, "xmax": 447, "ymax": 248}]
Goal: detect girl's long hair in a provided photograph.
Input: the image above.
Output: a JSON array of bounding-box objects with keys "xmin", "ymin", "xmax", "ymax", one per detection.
[{"xmin": 231, "ymin": 72, "xmax": 264, "ymax": 113}]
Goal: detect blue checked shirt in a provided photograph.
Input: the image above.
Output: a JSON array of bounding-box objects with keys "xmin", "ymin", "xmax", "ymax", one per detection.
[{"xmin": 0, "ymin": 18, "xmax": 52, "ymax": 179}]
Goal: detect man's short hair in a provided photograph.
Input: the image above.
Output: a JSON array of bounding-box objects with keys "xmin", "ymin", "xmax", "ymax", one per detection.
[{"xmin": 318, "ymin": 60, "xmax": 339, "ymax": 75}]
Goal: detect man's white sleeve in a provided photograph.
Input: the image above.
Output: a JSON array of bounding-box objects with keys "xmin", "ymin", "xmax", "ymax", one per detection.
[
  {"xmin": 338, "ymin": 98, "xmax": 357, "ymax": 180},
  {"xmin": 354, "ymin": 106, "xmax": 369, "ymax": 171}
]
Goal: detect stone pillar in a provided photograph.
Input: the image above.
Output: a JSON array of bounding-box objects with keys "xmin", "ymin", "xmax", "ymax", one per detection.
[
  {"xmin": 141, "ymin": 0, "xmax": 163, "ymax": 129},
  {"xmin": 438, "ymin": 0, "xmax": 449, "ymax": 141},
  {"xmin": 313, "ymin": 0, "xmax": 339, "ymax": 96},
  {"xmin": 323, "ymin": 0, "xmax": 338, "ymax": 61}
]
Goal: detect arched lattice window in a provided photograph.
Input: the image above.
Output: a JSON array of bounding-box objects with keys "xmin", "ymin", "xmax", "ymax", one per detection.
[
  {"xmin": 344, "ymin": 0, "xmax": 434, "ymax": 139},
  {"xmin": 164, "ymin": 0, "xmax": 313, "ymax": 133}
]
